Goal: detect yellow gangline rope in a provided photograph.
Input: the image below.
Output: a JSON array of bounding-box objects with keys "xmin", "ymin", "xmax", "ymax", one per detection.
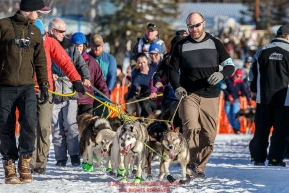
[
  {"xmin": 34, "ymin": 86, "xmax": 76, "ymax": 97},
  {"xmin": 125, "ymin": 94, "xmax": 163, "ymax": 105}
]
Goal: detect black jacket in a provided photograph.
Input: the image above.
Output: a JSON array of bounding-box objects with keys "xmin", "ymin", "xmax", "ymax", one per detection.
[{"xmin": 249, "ymin": 38, "xmax": 289, "ymax": 106}]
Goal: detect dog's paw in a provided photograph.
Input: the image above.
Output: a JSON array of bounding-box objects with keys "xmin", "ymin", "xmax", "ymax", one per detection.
[
  {"xmin": 133, "ymin": 176, "xmax": 145, "ymax": 184},
  {"xmin": 179, "ymin": 174, "xmax": 191, "ymax": 185},
  {"xmin": 167, "ymin": 175, "xmax": 176, "ymax": 183},
  {"xmin": 146, "ymin": 174, "xmax": 153, "ymax": 181},
  {"xmin": 106, "ymin": 167, "xmax": 112, "ymax": 172},
  {"xmin": 117, "ymin": 168, "xmax": 126, "ymax": 177}
]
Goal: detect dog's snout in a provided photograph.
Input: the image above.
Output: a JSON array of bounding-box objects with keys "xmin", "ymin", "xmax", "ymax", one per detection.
[
  {"xmin": 103, "ymin": 149, "xmax": 107, "ymax": 152},
  {"xmin": 169, "ymin": 145, "xmax": 174, "ymax": 149},
  {"xmin": 121, "ymin": 143, "xmax": 125, "ymax": 147}
]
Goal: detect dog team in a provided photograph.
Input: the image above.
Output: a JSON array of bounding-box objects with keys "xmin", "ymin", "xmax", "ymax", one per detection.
[{"xmin": 77, "ymin": 110, "xmax": 191, "ymax": 184}]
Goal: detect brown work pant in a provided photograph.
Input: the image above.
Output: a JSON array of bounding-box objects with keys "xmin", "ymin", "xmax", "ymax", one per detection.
[
  {"xmin": 179, "ymin": 93, "xmax": 218, "ymax": 173},
  {"xmin": 30, "ymin": 93, "xmax": 54, "ymax": 169}
]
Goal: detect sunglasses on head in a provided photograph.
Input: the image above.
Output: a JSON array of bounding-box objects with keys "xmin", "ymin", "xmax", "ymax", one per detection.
[
  {"xmin": 53, "ymin": 28, "xmax": 66, "ymax": 33},
  {"xmin": 187, "ymin": 21, "xmax": 204, "ymax": 29}
]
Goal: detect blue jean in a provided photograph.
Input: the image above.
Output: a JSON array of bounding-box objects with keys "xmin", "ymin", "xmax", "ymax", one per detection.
[{"xmin": 225, "ymin": 99, "xmax": 240, "ymax": 131}]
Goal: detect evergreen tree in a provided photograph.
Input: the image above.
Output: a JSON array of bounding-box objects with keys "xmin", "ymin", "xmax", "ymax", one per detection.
[{"xmin": 98, "ymin": 0, "xmax": 179, "ymax": 63}]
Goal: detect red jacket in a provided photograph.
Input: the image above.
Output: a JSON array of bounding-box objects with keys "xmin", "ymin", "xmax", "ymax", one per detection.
[{"xmin": 35, "ymin": 31, "xmax": 81, "ymax": 90}]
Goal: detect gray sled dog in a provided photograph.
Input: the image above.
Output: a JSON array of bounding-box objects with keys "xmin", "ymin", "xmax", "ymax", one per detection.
[
  {"xmin": 160, "ymin": 128, "xmax": 191, "ymax": 184},
  {"xmin": 110, "ymin": 120, "xmax": 148, "ymax": 183}
]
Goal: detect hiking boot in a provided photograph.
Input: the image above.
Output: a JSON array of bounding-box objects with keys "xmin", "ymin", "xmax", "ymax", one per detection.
[
  {"xmin": 186, "ymin": 162, "xmax": 196, "ymax": 176},
  {"xmin": 70, "ymin": 155, "xmax": 80, "ymax": 166},
  {"xmin": 2, "ymin": 159, "xmax": 21, "ymax": 184},
  {"xmin": 18, "ymin": 154, "xmax": 33, "ymax": 183},
  {"xmin": 33, "ymin": 168, "xmax": 46, "ymax": 175},
  {"xmin": 268, "ymin": 160, "xmax": 286, "ymax": 167},
  {"xmin": 193, "ymin": 172, "xmax": 206, "ymax": 179},
  {"xmin": 55, "ymin": 160, "xmax": 66, "ymax": 167},
  {"xmin": 254, "ymin": 161, "xmax": 265, "ymax": 166}
]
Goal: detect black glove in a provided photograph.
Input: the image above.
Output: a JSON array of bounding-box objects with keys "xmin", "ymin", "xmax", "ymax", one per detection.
[
  {"xmin": 73, "ymin": 80, "xmax": 85, "ymax": 95},
  {"xmin": 39, "ymin": 87, "xmax": 49, "ymax": 105}
]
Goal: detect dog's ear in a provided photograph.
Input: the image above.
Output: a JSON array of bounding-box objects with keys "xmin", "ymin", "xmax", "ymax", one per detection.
[
  {"xmin": 174, "ymin": 127, "xmax": 180, "ymax": 134},
  {"xmin": 130, "ymin": 125, "xmax": 134, "ymax": 132}
]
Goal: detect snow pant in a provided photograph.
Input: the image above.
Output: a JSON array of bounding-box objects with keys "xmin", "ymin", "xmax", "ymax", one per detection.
[
  {"xmin": 0, "ymin": 85, "xmax": 37, "ymax": 160},
  {"xmin": 161, "ymin": 98, "xmax": 182, "ymax": 131},
  {"xmin": 179, "ymin": 93, "xmax": 218, "ymax": 173},
  {"xmin": 249, "ymin": 103, "xmax": 289, "ymax": 163},
  {"xmin": 51, "ymin": 100, "xmax": 79, "ymax": 161},
  {"xmin": 78, "ymin": 104, "xmax": 93, "ymax": 115},
  {"xmin": 224, "ymin": 99, "xmax": 240, "ymax": 131},
  {"xmin": 30, "ymin": 93, "xmax": 53, "ymax": 169}
]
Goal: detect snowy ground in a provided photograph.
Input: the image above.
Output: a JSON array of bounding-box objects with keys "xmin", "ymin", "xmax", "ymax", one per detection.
[{"xmin": 0, "ymin": 134, "xmax": 288, "ymax": 193}]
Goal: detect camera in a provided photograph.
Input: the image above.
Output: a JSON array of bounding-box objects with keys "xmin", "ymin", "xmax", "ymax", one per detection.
[{"xmin": 15, "ymin": 38, "xmax": 30, "ymax": 49}]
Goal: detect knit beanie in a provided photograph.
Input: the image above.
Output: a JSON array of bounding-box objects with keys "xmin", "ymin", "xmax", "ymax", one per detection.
[
  {"xmin": 149, "ymin": 43, "xmax": 162, "ymax": 54},
  {"xmin": 20, "ymin": 0, "xmax": 49, "ymax": 12}
]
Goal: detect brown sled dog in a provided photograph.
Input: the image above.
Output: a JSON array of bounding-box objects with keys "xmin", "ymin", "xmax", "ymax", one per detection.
[{"xmin": 160, "ymin": 128, "xmax": 190, "ymax": 184}]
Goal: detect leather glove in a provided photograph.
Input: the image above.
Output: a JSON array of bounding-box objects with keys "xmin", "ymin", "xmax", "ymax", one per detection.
[
  {"xmin": 39, "ymin": 87, "xmax": 49, "ymax": 105},
  {"xmin": 175, "ymin": 87, "xmax": 187, "ymax": 99},
  {"xmin": 207, "ymin": 72, "xmax": 224, "ymax": 85},
  {"xmin": 73, "ymin": 80, "xmax": 85, "ymax": 95}
]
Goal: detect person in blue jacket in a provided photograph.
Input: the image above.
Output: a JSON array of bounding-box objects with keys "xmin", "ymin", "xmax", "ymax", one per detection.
[{"xmin": 89, "ymin": 33, "xmax": 117, "ymax": 116}]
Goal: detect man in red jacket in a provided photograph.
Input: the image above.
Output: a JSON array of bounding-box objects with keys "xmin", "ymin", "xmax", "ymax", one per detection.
[{"xmin": 30, "ymin": 19, "xmax": 85, "ymax": 174}]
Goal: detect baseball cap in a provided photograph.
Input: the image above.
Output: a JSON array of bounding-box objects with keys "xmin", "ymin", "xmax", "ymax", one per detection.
[
  {"xmin": 71, "ymin": 32, "xmax": 87, "ymax": 45},
  {"xmin": 91, "ymin": 34, "xmax": 103, "ymax": 46},
  {"xmin": 147, "ymin": 23, "xmax": 157, "ymax": 31},
  {"xmin": 277, "ymin": 25, "xmax": 289, "ymax": 35},
  {"xmin": 20, "ymin": 0, "xmax": 51, "ymax": 13}
]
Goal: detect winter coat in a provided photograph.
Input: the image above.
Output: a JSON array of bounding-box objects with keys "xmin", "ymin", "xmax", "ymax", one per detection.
[
  {"xmin": 131, "ymin": 35, "xmax": 167, "ymax": 61},
  {"xmin": 0, "ymin": 12, "xmax": 48, "ymax": 87},
  {"xmin": 78, "ymin": 51, "xmax": 110, "ymax": 105},
  {"xmin": 89, "ymin": 51, "xmax": 117, "ymax": 92},
  {"xmin": 51, "ymin": 37, "xmax": 90, "ymax": 102},
  {"xmin": 249, "ymin": 38, "xmax": 289, "ymax": 106},
  {"xmin": 34, "ymin": 31, "xmax": 81, "ymax": 91}
]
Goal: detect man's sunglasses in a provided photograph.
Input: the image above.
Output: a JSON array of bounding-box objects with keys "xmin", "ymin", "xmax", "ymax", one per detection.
[
  {"xmin": 53, "ymin": 28, "xmax": 66, "ymax": 33},
  {"xmin": 187, "ymin": 21, "xmax": 204, "ymax": 29}
]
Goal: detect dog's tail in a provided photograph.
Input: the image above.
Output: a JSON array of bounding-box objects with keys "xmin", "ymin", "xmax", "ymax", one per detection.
[{"xmin": 95, "ymin": 129, "xmax": 116, "ymax": 144}]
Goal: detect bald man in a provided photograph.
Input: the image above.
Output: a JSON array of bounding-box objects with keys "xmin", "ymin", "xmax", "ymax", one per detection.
[
  {"xmin": 48, "ymin": 18, "xmax": 91, "ymax": 167},
  {"xmin": 168, "ymin": 12, "xmax": 235, "ymax": 179}
]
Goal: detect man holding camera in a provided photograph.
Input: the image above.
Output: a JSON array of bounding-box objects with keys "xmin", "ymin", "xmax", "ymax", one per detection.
[{"xmin": 0, "ymin": 0, "xmax": 50, "ymax": 184}]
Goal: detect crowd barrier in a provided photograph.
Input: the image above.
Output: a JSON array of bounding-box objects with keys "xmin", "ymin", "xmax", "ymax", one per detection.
[{"xmin": 14, "ymin": 90, "xmax": 257, "ymax": 135}]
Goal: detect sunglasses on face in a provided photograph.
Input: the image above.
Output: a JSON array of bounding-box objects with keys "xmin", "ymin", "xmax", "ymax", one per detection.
[
  {"xmin": 53, "ymin": 28, "xmax": 66, "ymax": 33},
  {"xmin": 149, "ymin": 53, "xmax": 158, "ymax": 57},
  {"xmin": 187, "ymin": 21, "xmax": 204, "ymax": 29}
]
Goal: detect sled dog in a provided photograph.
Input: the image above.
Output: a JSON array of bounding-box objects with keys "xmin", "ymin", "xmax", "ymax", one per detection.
[
  {"xmin": 159, "ymin": 128, "xmax": 190, "ymax": 184},
  {"xmin": 110, "ymin": 120, "xmax": 148, "ymax": 182}
]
